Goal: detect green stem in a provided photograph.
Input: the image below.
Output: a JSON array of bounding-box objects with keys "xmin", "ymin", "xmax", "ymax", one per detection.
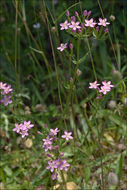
[{"xmin": 86, "ymin": 38, "xmax": 97, "ymax": 81}]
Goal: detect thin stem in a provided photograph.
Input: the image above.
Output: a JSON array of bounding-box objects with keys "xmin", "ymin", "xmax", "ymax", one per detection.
[
  {"xmin": 97, "ymin": 0, "xmax": 118, "ymax": 66},
  {"xmin": 86, "ymin": 38, "xmax": 97, "ymax": 81}
]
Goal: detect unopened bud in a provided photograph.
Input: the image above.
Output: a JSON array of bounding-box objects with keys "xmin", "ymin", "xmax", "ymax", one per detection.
[
  {"xmin": 66, "ymin": 10, "xmax": 69, "ymax": 16},
  {"xmin": 108, "ymin": 100, "xmax": 116, "ymax": 109},
  {"xmin": 25, "ymin": 138, "xmax": 33, "ymax": 148},
  {"xmin": 108, "ymin": 172, "xmax": 118, "ymax": 185},
  {"xmin": 44, "ymin": 123, "xmax": 47, "ymax": 128},
  {"xmin": 112, "ymin": 69, "xmax": 122, "ymax": 82},
  {"xmin": 104, "ymin": 28, "xmax": 109, "ymax": 33},
  {"xmin": 82, "ymin": 103, "xmax": 87, "ymax": 109},
  {"xmin": 51, "ymin": 26, "xmax": 56, "ymax": 32},
  {"xmin": 96, "ymin": 26, "xmax": 99, "ymax": 31},
  {"xmin": 35, "ymin": 104, "xmax": 43, "ymax": 112},
  {"xmin": 69, "ymin": 43, "xmax": 73, "ymax": 49},
  {"xmin": 88, "ymin": 11, "xmax": 91, "ymax": 16},
  {"xmin": 60, "ymin": 152, "xmax": 64, "ymax": 156},
  {"xmin": 83, "ymin": 10, "xmax": 87, "ymax": 16},
  {"xmin": 75, "ymin": 11, "xmax": 79, "ymax": 16},
  {"xmin": 25, "ymin": 110, "xmax": 31, "ymax": 115},
  {"xmin": 76, "ymin": 69, "xmax": 82, "ymax": 76},
  {"xmin": 71, "ymin": 16, "xmax": 75, "ymax": 22},
  {"xmin": 110, "ymin": 15, "xmax": 115, "ymax": 21},
  {"xmin": 70, "ymin": 77, "xmax": 73, "ymax": 82}
]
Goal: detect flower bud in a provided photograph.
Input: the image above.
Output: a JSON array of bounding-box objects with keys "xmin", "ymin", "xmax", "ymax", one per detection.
[
  {"xmin": 70, "ymin": 77, "xmax": 73, "ymax": 82},
  {"xmin": 83, "ymin": 10, "xmax": 87, "ymax": 16},
  {"xmin": 66, "ymin": 10, "xmax": 69, "ymax": 16},
  {"xmin": 81, "ymin": 23, "xmax": 84, "ymax": 28},
  {"xmin": 35, "ymin": 104, "xmax": 43, "ymax": 112},
  {"xmin": 108, "ymin": 172, "xmax": 118, "ymax": 185},
  {"xmin": 60, "ymin": 152, "xmax": 64, "ymax": 156},
  {"xmin": 44, "ymin": 123, "xmax": 47, "ymax": 128},
  {"xmin": 69, "ymin": 43, "xmax": 73, "ymax": 49},
  {"xmin": 104, "ymin": 28, "xmax": 109, "ymax": 33},
  {"xmin": 112, "ymin": 69, "xmax": 122, "ymax": 82},
  {"xmin": 96, "ymin": 26, "xmax": 99, "ymax": 31},
  {"xmin": 123, "ymin": 97, "xmax": 127, "ymax": 106},
  {"xmin": 76, "ymin": 69, "xmax": 82, "ymax": 76},
  {"xmin": 77, "ymin": 29, "xmax": 81, "ymax": 33},
  {"xmin": 71, "ymin": 16, "xmax": 75, "ymax": 22},
  {"xmin": 88, "ymin": 11, "xmax": 91, "ymax": 16},
  {"xmin": 25, "ymin": 138, "xmax": 33, "ymax": 148},
  {"xmin": 75, "ymin": 11, "xmax": 79, "ymax": 16},
  {"xmin": 110, "ymin": 15, "xmax": 115, "ymax": 21},
  {"xmin": 108, "ymin": 100, "xmax": 116, "ymax": 109}
]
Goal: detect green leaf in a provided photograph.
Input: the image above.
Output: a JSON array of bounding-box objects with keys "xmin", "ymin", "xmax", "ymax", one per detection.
[
  {"xmin": 84, "ymin": 167, "xmax": 91, "ymax": 183},
  {"xmin": 116, "ymin": 153, "xmax": 124, "ymax": 182},
  {"xmin": 3, "ymin": 166, "xmax": 13, "ymax": 177},
  {"xmin": 72, "ymin": 52, "xmax": 89, "ymax": 64}
]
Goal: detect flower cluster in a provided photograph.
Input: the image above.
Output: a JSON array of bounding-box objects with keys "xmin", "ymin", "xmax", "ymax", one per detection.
[
  {"xmin": 42, "ymin": 128, "xmax": 73, "ymax": 180},
  {"xmin": 13, "ymin": 121, "xmax": 34, "ymax": 138},
  {"xmin": 0, "ymin": 82, "xmax": 13, "ymax": 106},
  {"xmin": 57, "ymin": 9, "xmax": 110, "ymax": 50},
  {"xmin": 89, "ymin": 80, "xmax": 114, "ymax": 98}
]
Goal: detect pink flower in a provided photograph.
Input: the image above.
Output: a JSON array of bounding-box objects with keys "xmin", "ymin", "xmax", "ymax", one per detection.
[
  {"xmin": 99, "ymin": 86, "xmax": 111, "ymax": 95},
  {"xmin": 69, "ymin": 21, "xmax": 81, "ymax": 31},
  {"xmin": 43, "ymin": 136, "xmax": 52, "ymax": 145},
  {"xmin": 51, "ymin": 172, "xmax": 58, "ymax": 180},
  {"xmin": 13, "ymin": 123, "xmax": 22, "ymax": 133},
  {"xmin": 57, "ymin": 43, "xmax": 67, "ymax": 51},
  {"xmin": 59, "ymin": 159, "xmax": 70, "ymax": 171},
  {"xmin": 20, "ymin": 130, "xmax": 29, "ymax": 138},
  {"xmin": 61, "ymin": 131, "xmax": 73, "ymax": 141},
  {"xmin": 1, "ymin": 95, "xmax": 12, "ymax": 106},
  {"xmin": 89, "ymin": 81, "xmax": 100, "ymax": 89},
  {"xmin": 1, "ymin": 85, "xmax": 13, "ymax": 95},
  {"xmin": 43, "ymin": 144, "xmax": 52, "ymax": 152},
  {"xmin": 49, "ymin": 128, "xmax": 60, "ymax": 136},
  {"xmin": 102, "ymin": 81, "xmax": 114, "ymax": 89},
  {"xmin": 46, "ymin": 160, "xmax": 57, "ymax": 172},
  {"xmin": 85, "ymin": 18, "xmax": 96, "ymax": 27},
  {"xmin": 98, "ymin": 18, "xmax": 110, "ymax": 27},
  {"xmin": 23, "ymin": 121, "xmax": 34, "ymax": 130},
  {"xmin": 60, "ymin": 20, "xmax": 70, "ymax": 30},
  {"xmin": 0, "ymin": 82, "xmax": 7, "ymax": 90}
]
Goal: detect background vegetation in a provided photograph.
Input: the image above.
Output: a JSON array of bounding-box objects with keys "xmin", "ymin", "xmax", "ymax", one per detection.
[{"xmin": 0, "ymin": 0, "xmax": 127, "ymax": 189}]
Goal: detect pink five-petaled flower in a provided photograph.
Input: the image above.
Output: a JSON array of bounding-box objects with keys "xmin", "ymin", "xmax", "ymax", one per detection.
[
  {"xmin": 59, "ymin": 159, "xmax": 70, "ymax": 171},
  {"xmin": 13, "ymin": 123, "xmax": 22, "ymax": 133},
  {"xmin": 43, "ymin": 144, "xmax": 52, "ymax": 152},
  {"xmin": 49, "ymin": 128, "xmax": 60, "ymax": 136},
  {"xmin": 57, "ymin": 43, "xmax": 67, "ymax": 52},
  {"xmin": 1, "ymin": 85, "xmax": 13, "ymax": 95},
  {"xmin": 102, "ymin": 81, "xmax": 114, "ymax": 89},
  {"xmin": 1, "ymin": 95, "xmax": 12, "ymax": 106},
  {"xmin": 89, "ymin": 81, "xmax": 100, "ymax": 89},
  {"xmin": 20, "ymin": 130, "xmax": 29, "ymax": 138},
  {"xmin": 43, "ymin": 136, "xmax": 52, "ymax": 145},
  {"xmin": 0, "ymin": 82, "xmax": 7, "ymax": 90},
  {"xmin": 98, "ymin": 18, "xmax": 110, "ymax": 27},
  {"xmin": 99, "ymin": 86, "xmax": 111, "ymax": 95},
  {"xmin": 85, "ymin": 18, "xmax": 96, "ymax": 27},
  {"xmin": 69, "ymin": 21, "xmax": 81, "ymax": 31},
  {"xmin": 61, "ymin": 131, "xmax": 73, "ymax": 141},
  {"xmin": 46, "ymin": 160, "xmax": 57, "ymax": 172},
  {"xmin": 23, "ymin": 121, "xmax": 34, "ymax": 130},
  {"xmin": 51, "ymin": 172, "xmax": 58, "ymax": 180},
  {"xmin": 60, "ymin": 20, "xmax": 70, "ymax": 30}
]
